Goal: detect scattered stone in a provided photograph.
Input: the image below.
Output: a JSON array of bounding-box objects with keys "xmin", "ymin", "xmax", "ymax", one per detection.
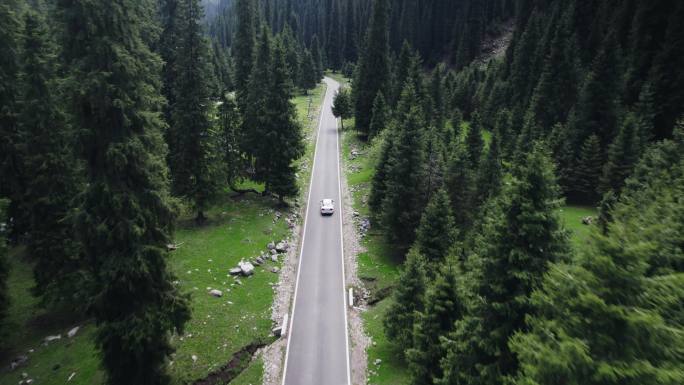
[
  {"xmin": 270, "ymin": 267, "xmax": 280, "ymax": 274},
  {"xmin": 191, "ymin": 355, "xmax": 198, "ymax": 363},
  {"xmin": 229, "ymin": 267, "xmax": 242, "ymax": 275},
  {"xmin": 270, "ymin": 254, "xmax": 278, "ymax": 262},
  {"xmin": 272, "ymin": 326, "xmax": 283, "ymax": 337},
  {"xmin": 252, "ymin": 258, "xmax": 262, "ymax": 266},
  {"xmin": 67, "ymin": 372, "xmax": 76, "ymax": 382},
  {"xmin": 44, "ymin": 335, "xmax": 61, "ymax": 345},
  {"xmin": 239, "ymin": 261, "xmax": 255, "ymax": 276},
  {"xmin": 22, "ymin": 372, "xmax": 28, "ymax": 379},
  {"xmin": 256, "ymin": 256, "xmax": 265, "ymax": 264},
  {"xmin": 374, "ymin": 358, "xmax": 382, "ymax": 365},
  {"xmin": 270, "ymin": 249, "xmax": 278, "ymax": 255},
  {"xmin": 275, "ymin": 211, "xmax": 282, "ymax": 219},
  {"xmin": 267, "ymin": 242, "xmax": 276, "ymax": 250},
  {"xmin": 67, "ymin": 326, "xmax": 80, "ymax": 338},
  {"xmin": 275, "ymin": 241, "xmax": 289, "ymax": 253},
  {"xmin": 10, "ymin": 355, "xmax": 28, "ymax": 371},
  {"xmin": 209, "ymin": 289, "xmax": 223, "ymax": 297},
  {"xmin": 582, "ymin": 216, "xmax": 594, "ymax": 225}
]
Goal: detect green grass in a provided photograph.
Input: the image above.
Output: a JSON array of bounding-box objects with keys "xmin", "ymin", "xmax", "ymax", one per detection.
[
  {"xmin": 559, "ymin": 204, "xmax": 598, "ymax": 249},
  {"xmin": 0, "ymin": 83, "xmax": 327, "ymax": 385}
]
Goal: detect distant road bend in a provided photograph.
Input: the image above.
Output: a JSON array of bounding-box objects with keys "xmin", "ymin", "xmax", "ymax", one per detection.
[{"xmin": 282, "ymin": 77, "xmax": 351, "ymax": 385}]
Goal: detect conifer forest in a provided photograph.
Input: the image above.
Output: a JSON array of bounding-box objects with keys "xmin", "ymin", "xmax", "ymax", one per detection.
[{"xmin": 1, "ymin": 0, "xmax": 683, "ymax": 384}]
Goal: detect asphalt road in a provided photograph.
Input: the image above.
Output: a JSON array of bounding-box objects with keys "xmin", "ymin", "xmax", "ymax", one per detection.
[{"xmin": 282, "ymin": 77, "xmax": 351, "ymax": 385}]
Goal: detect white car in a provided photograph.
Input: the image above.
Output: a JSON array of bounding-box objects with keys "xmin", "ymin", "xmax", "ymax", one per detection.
[{"xmin": 320, "ymin": 199, "xmax": 335, "ymax": 216}]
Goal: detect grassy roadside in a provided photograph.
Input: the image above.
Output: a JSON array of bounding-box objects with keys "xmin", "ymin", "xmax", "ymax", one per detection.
[{"xmin": 0, "ymin": 83, "xmax": 327, "ymax": 385}]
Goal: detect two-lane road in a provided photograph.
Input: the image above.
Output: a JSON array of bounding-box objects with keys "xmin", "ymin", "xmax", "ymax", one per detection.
[{"xmin": 282, "ymin": 77, "xmax": 350, "ymax": 385}]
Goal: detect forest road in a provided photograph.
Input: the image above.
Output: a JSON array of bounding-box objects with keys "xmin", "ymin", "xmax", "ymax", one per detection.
[{"xmin": 281, "ymin": 77, "xmax": 351, "ymax": 385}]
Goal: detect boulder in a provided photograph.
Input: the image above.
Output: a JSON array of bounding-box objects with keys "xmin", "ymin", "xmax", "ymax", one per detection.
[
  {"xmin": 209, "ymin": 289, "xmax": 223, "ymax": 297},
  {"xmin": 271, "ymin": 255, "xmax": 278, "ymax": 262},
  {"xmin": 270, "ymin": 249, "xmax": 277, "ymax": 255},
  {"xmin": 267, "ymin": 242, "xmax": 276, "ymax": 250},
  {"xmin": 581, "ymin": 216, "xmax": 594, "ymax": 225},
  {"xmin": 67, "ymin": 326, "xmax": 80, "ymax": 338},
  {"xmin": 272, "ymin": 326, "xmax": 283, "ymax": 337},
  {"xmin": 44, "ymin": 335, "xmax": 61, "ymax": 345},
  {"xmin": 275, "ymin": 241, "xmax": 289, "ymax": 253},
  {"xmin": 256, "ymin": 256, "xmax": 265, "ymax": 264},
  {"xmin": 229, "ymin": 267, "xmax": 242, "ymax": 275},
  {"xmin": 270, "ymin": 267, "xmax": 280, "ymax": 274},
  {"xmin": 10, "ymin": 355, "xmax": 29, "ymax": 371},
  {"xmin": 239, "ymin": 261, "xmax": 255, "ymax": 276}
]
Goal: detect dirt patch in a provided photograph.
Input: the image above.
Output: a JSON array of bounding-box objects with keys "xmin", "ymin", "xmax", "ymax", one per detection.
[
  {"xmin": 192, "ymin": 341, "xmax": 266, "ymax": 385},
  {"xmin": 340, "ymin": 141, "xmax": 370, "ymax": 385}
]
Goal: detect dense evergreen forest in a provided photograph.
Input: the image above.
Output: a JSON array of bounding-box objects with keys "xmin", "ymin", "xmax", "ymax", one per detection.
[{"xmin": 1, "ymin": 0, "xmax": 683, "ymax": 384}]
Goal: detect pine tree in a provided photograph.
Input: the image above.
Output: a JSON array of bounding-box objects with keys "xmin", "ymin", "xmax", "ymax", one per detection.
[
  {"xmin": 597, "ymin": 189, "xmax": 617, "ymax": 235},
  {"xmin": 574, "ymin": 134, "xmax": 602, "ymax": 203},
  {"xmin": 264, "ymin": 40, "xmax": 305, "ymax": 204},
  {"xmin": 332, "ymin": 87, "xmax": 353, "ymax": 130},
  {"xmin": 60, "ymin": 0, "xmax": 191, "ymax": 383},
  {"xmin": 169, "ymin": 0, "xmax": 220, "ymax": 223},
  {"xmin": 465, "ymin": 111, "xmax": 484, "ymax": 169},
  {"xmin": 368, "ymin": 92, "xmax": 388, "ymax": 139},
  {"xmin": 440, "ymin": 144, "xmax": 569, "ymax": 385},
  {"xmin": 298, "ymin": 48, "xmax": 318, "ymax": 92},
  {"xmin": 218, "ymin": 93, "xmax": 242, "ymax": 188},
  {"xmin": 369, "ymin": 132, "xmax": 393, "ymax": 217},
  {"xmin": 406, "ymin": 263, "xmax": 462, "ymax": 385},
  {"xmin": 0, "ymin": 0, "xmax": 27, "ymax": 238},
  {"xmin": 383, "ymin": 250, "xmax": 427, "ymax": 355},
  {"xmin": 414, "ymin": 188, "xmax": 455, "ymax": 266},
  {"xmin": 280, "ymin": 24, "xmax": 301, "ymax": 83},
  {"xmin": 600, "ymin": 114, "xmax": 641, "ymax": 195},
  {"xmin": 423, "ymin": 127, "xmax": 448, "ymax": 204},
  {"xmin": 428, "ymin": 64, "xmax": 447, "ymax": 130},
  {"xmin": 449, "ymin": 108, "xmax": 463, "ymax": 145},
  {"xmin": 310, "ymin": 34, "xmax": 324, "ymax": 78},
  {"xmin": 244, "ymin": 26, "xmax": 274, "ymax": 182},
  {"xmin": 381, "ymin": 82, "xmax": 427, "ymax": 248},
  {"xmin": 342, "ymin": 0, "xmax": 358, "ymax": 63},
  {"xmin": 392, "ymin": 40, "xmax": 414, "ymax": 106},
  {"xmin": 445, "ymin": 144, "xmax": 477, "ymax": 234},
  {"xmin": 326, "ymin": 0, "xmax": 343, "ymax": 71},
  {"xmin": 19, "ymin": 10, "xmax": 84, "ymax": 305},
  {"xmin": 234, "ymin": 0, "xmax": 256, "ymax": 104},
  {"xmin": 511, "ymin": 138, "xmax": 684, "ymax": 384},
  {"xmin": 476, "ymin": 135, "xmax": 502, "ymax": 203},
  {"xmin": 353, "ymin": 0, "xmax": 390, "ymax": 136}
]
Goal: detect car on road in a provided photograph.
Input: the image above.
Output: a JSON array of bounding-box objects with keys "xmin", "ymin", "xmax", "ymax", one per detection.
[{"xmin": 320, "ymin": 199, "xmax": 335, "ymax": 215}]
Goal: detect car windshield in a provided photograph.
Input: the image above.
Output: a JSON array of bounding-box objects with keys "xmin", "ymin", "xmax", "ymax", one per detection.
[{"xmin": 322, "ymin": 199, "xmax": 333, "ymax": 206}]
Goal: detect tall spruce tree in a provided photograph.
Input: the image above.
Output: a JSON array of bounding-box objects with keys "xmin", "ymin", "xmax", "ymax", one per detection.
[
  {"xmin": 383, "ymin": 250, "xmax": 427, "ymax": 355},
  {"xmin": 511, "ymin": 133, "xmax": 684, "ymax": 385},
  {"xmin": 465, "ymin": 111, "xmax": 484, "ymax": 168},
  {"xmin": 407, "ymin": 263, "xmax": 462, "ymax": 385},
  {"xmin": 218, "ymin": 93, "xmax": 242, "ymax": 188},
  {"xmin": 414, "ymin": 188, "xmax": 455, "ymax": 266},
  {"xmin": 59, "ymin": 0, "xmax": 191, "ymax": 383},
  {"xmin": 574, "ymin": 134, "xmax": 603, "ymax": 203},
  {"xmin": 264, "ymin": 40, "xmax": 305, "ymax": 203},
  {"xmin": 326, "ymin": 0, "xmax": 343, "ymax": 71},
  {"xmin": 368, "ymin": 92, "xmax": 388, "ymax": 139},
  {"xmin": 169, "ymin": 0, "xmax": 220, "ymax": 223},
  {"xmin": 0, "ymin": 0, "xmax": 26, "ymax": 239},
  {"xmin": 381, "ymin": 82, "xmax": 427, "ymax": 249},
  {"xmin": 440, "ymin": 144, "xmax": 569, "ymax": 385},
  {"xmin": 353, "ymin": 0, "xmax": 390, "ymax": 136},
  {"xmin": 476, "ymin": 135, "xmax": 503, "ymax": 203},
  {"xmin": 299, "ymin": 48, "xmax": 318, "ymax": 92},
  {"xmin": 445, "ymin": 144, "xmax": 477, "ymax": 234},
  {"xmin": 244, "ymin": 26, "xmax": 274, "ymax": 182},
  {"xmin": 599, "ymin": 114, "xmax": 641, "ymax": 196},
  {"xmin": 332, "ymin": 87, "xmax": 353, "ymax": 130},
  {"xmin": 310, "ymin": 34, "xmax": 324, "ymax": 78},
  {"xmin": 369, "ymin": 132, "xmax": 393, "ymax": 217},
  {"xmin": 234, "ymin": 0, "xmax": 256, "ymax": 104},
  {"xmin": 19, "ymin": 10, "xmax": 84, "ymax": 305}
]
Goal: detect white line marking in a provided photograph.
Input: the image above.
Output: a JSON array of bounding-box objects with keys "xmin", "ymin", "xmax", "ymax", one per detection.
[
  {"xmin": 333, "ymin": 77, "xmax": 353, "ymax": 385},
  {"xmin": 281, "ymin": 80, "xmax": 329, "ymax": 385}
]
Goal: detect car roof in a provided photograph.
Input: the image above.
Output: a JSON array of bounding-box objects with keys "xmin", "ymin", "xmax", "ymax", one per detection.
[{"xmin": 322, "ymin": 198, "xmax": 333, "ymax": 204}]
